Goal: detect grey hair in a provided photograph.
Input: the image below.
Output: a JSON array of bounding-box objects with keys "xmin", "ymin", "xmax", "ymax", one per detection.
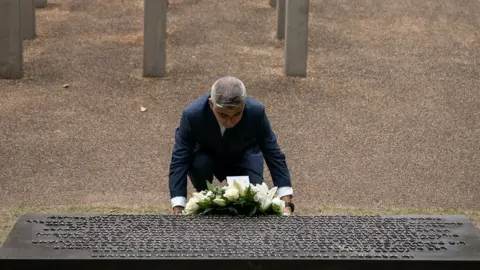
[{"xmin": 210, "ymin": 76, "xmax": 247, "ymax": 108}]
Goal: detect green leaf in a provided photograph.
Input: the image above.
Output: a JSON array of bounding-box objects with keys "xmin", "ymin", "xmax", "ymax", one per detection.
[
  {"xmin": 206, "ymin": 181, "xmax": 214, "ymax": 192},
  {"xmin": 197, "ymin": 201, "xmax": 212, "ymax": 208},
  {"xmin": 200, "ymin": 208, "xmax": 215, "ymax": 215},
  {"xmin": 228, "ymin": 207, "xmax": 239, "ymax": 215},
  {"xmin": 244, "ymin": 186, "xmax": 256, "ymax": 201},
  {"xmin": 248, "ymin": 205, "xmax": 257, "ymax": 217},
  {"xmin": 232, "ymin": 199, "xmax": 247, "ymax": 206}
]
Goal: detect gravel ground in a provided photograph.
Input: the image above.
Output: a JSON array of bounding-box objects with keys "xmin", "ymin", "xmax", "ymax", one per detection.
[{"xmin": 1, "ymin": 0, "xmax": 479, "ymax": 212}]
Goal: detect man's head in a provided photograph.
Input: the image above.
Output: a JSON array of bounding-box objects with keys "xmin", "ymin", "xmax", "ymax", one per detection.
[{"xmin": 209, "ymin": 76, "xmax": 246, "ymax": 129}]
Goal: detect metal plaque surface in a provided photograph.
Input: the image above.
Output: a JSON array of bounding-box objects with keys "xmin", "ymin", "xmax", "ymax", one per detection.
[{"xmin": 1, "ymin": 214, "xmax": 480, "ymax": 269}]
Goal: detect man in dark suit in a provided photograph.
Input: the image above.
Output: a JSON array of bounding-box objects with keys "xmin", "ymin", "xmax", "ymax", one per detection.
[{"xmin": 169, "ymin": 76, "xmax": 294, "ymax": 214}]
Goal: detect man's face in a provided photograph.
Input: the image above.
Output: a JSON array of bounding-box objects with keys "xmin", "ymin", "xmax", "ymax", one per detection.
[{"xmin": 209, "ymin": 98, "xmax": 244, "ymax": 129}]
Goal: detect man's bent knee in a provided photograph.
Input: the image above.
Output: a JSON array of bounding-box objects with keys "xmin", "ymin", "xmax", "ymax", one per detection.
[{"xmin": 188, "ymin": 152, "xmax": 214, "ymax": 191}]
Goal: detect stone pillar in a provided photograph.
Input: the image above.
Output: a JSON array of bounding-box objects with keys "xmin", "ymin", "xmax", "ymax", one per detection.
[
  {"xmin": 285, "ymin": 0, "xmax": 309, "ymax": 77},
  {"xmin": 276, "ymin": 0, "xmax": 286, "ymax": 40},
  {"xmin": 35, "ymin": 0, "xmax": 48, "ymax": 8},
  {"xmin": 20, "ymin": 0, "xmax": 36, "ymax": 40},
  {"xmin": 0, "ymin": 0, "xmax": 23, "ymax": 79},
  {"xmin": 269, "ymin": 0, "xmax": 276, "ymax": 7},
  {"xmin": 143, "ymin": 0, "xmax": 167, "ymax": 77}
]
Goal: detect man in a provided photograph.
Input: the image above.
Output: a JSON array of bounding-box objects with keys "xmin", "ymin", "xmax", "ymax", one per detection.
[{"xmin": 168, "ymin": 76, "xmax": 294, "ymax": 214}]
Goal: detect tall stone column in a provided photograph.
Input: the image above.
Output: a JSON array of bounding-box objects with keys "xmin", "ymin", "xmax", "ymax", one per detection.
[
  {"xmin": 285, "ymin": 0, "xmax": 309, "ymax": 77},
  {"xmin": 20, "ymin": 0, "xmax": 36, "ymax": 40},
  {"xmin": 35, "ymin": 0, "xmax": 48, "ymax": 8},
  {"xmin": 0, "ymin": 0, "xmax": 23, "ymax": 79},
  {"xmin": 276, "ymin": 0, "xmax": 286, "ymax": 40},
  {"xmin": 143, "ymin": 0, "xmax": 167, "ymax": 77}
]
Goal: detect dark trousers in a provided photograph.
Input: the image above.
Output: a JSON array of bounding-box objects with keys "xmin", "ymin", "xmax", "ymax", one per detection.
[{"xmin": 188, "ymin": 148, "xmax": 264, "ymax": 192}]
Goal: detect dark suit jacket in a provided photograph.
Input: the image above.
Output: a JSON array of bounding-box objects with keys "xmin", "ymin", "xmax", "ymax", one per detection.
[{"xmin": 168, "ymin": 93, "xmax": 292, "ymax": 198}]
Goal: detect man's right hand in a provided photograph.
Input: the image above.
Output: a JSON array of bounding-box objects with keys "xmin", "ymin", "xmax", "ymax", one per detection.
[{"xmin": 172, "ymin": 206, "xmax": 185, "ymax": 215}]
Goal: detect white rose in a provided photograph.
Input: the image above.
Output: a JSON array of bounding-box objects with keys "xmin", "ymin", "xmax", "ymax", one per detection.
[
  {"xmin": 213, "ymin": 197, "xmax": 226, "ymax": 206},
  {"xmin": 224, "ymin": 187, "xmax": 239, "ymax": 201},
  {"xmin": 193, "ymin": 192, "xmax": 206, "ymax": 201},
  {"xmin": 271, "ymin": 197, "xmax": 285, "ymax": 213},
  {"xmin": 184, "ymin": 197, "xmax": 200, "ymax": 214}
]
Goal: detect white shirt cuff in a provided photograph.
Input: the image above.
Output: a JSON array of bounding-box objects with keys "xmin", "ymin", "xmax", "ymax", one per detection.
[
  {"xmin": 276, "ymin": 186, "xmax": 293, "ymax": 198},
  {"xmin": 171, "ymin": 196, "xmax": 186, "ymax": 208}
]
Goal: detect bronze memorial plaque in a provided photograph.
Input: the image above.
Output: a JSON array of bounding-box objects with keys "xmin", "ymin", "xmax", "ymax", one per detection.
[{"xmin": 1, "ymin": 214, "xmax": 479, "ymax": 269}]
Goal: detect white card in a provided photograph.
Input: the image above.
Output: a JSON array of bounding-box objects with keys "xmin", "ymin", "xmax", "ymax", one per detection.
[{"xmin": 226, "ymin": 176, "xmax": 250, "ymax": 188}]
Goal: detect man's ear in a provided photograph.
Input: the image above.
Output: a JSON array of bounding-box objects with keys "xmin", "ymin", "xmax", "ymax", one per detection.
[{"xmin": 208, "ymin": 98, "xmax": 214, "ymax": 110}]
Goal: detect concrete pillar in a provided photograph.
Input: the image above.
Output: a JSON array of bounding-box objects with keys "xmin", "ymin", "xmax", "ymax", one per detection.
[
  {"xmin": 285, "ymin": 0, "xmax": 309, "ymax": 77},
  {"xmin": 0, "ymin": 0, "xmax": 23, "ymax": 79},
  {"xmin": 35, "ymin": 0, "xmax": 48, "ymax": 8},
  {"xmin": 143, "ymin": 0, "xmax": 167, "ymax": 77},
  {"xmin": 269, "ymin": 0, "xmax": 276, "ymax": 7},
  {"xmin": 20, "ymin": 0, "xmax": 36, "ymax": 40},
  {"xmin": 276, "ymin": 0, "xmax": 286, "ymax": 40}
]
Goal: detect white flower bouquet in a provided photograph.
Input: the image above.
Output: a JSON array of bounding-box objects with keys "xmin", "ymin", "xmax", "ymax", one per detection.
[{"xmin": 182, "ymin": 180, "xmax": 290, "ymax": 216}]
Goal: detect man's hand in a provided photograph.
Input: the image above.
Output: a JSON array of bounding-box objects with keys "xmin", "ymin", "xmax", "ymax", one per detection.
[
  {"xmin": 172, "ymin": 206, "xmax": 184, "ymax": 215},
  {"xmin": 280, "ymin": 195, "xmax": 293, "ymax": 214}
]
